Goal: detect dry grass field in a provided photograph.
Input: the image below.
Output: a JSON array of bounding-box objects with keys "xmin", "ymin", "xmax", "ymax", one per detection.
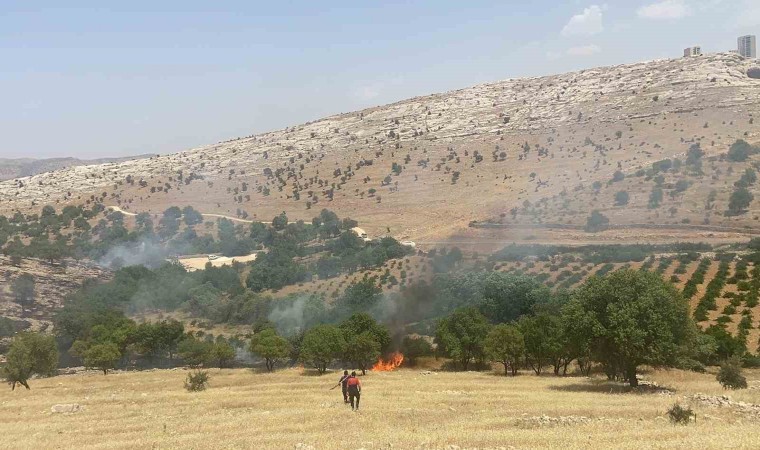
[{"xmin": 3, "ymin": 365, "xmax": 760, "ymax": 449}]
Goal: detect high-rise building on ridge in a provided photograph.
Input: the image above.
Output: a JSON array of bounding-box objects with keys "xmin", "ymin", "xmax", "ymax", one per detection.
[
  {"xmin": 683, "ymin": 46, "xmax": 702, "ymax": 57},
  {"xmin": 738, "ymin": 35, "xmax": 757, "ymax": 59}
]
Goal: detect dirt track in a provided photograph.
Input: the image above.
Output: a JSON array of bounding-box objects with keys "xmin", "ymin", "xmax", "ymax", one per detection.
[{"xmin": 108, "ymin": 206, "xmax": 265, "ymax": 224}]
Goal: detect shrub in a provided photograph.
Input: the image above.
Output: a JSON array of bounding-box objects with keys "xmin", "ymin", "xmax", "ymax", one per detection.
[
  {"xmin": 648, "ymin": 187, "xmax": 663, "ymax": 209},
  {"xmin": 584, "ymin": 210, "xmax": 610, "ymax": 232},
  {"xmin": 667, "ymin": 404, "xmax": 695, "ymax": 425},
  {"xmin": 727, "ymin": 140, "xmax": 759, "ymax": 162},
  {"xmin": 717, "ymin": 357, "xmax": 748, "ymax": 389},
  {"xmin": 184, "ymin": 369, "xmax": 210, "ymax": 392},
  {"xmin": 742, "ymin": 354, "xmax": 760, "ymax": 368},
  {"xmin": 614, "ymin": 191, "xmax": 629, "ymax": 206}
]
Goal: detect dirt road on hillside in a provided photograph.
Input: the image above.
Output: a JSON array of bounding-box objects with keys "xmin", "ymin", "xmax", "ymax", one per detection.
[{"xmin": 108, "ymin": 206, "xmax": 264, "ymax": 224}]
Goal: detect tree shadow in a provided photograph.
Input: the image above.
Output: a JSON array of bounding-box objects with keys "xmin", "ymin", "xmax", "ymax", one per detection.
[
  {"xmin": 549, "ymin": 379, "xmax": 676, "ymax": 395},
  {"xmin": 300, "ymin": 368, "xmax": 335, "ymax": 377}
]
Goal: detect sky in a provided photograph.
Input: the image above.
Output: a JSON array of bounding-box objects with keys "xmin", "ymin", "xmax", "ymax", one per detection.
[{"xmin": 1, "ymin": 0, "xmax": 759, "ymax": 159}]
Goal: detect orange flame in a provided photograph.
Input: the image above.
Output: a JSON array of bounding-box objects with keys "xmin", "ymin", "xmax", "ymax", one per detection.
[{"xmin": 372, "ymin": 352, "xmax": 404, "ymax": 371}]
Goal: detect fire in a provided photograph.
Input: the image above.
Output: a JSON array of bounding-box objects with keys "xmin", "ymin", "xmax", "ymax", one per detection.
[{"xmin": 372, "ymin": 352, "xmax": 404, "ymax": 371}]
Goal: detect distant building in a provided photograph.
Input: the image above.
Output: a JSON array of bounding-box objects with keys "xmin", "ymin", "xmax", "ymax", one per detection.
[
  {"xmin": 683, "ymin": 46, "xmax": 702, "ymax": 57},
  {"xmin": 738, "ymin": 35, "xmax": 757, "ymax": 59}
]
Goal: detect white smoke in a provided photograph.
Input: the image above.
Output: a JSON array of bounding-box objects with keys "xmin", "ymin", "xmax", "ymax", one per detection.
[
  {"xmin": 97, "ymin": 238, "xmax": 169, "ymax": 269},
  {"xmin": 268, "ymin": 296, "xmax": 309, "ymax": 336}
]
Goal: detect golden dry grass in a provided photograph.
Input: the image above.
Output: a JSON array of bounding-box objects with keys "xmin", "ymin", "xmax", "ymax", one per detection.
[{"xmin": 2, "ymin": 365, "xmax": 760, "ymax": 449}]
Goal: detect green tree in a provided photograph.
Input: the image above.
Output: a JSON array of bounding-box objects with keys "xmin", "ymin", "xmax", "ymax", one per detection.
[
  {"xmin": 674, "ymin": 179, "xmax": 690, "ymax": 193},
  {"xmin": 685, "ymin": 143, "xmax": 704, "ymax": 165},
  {"xmin": 435, "ymin": 308, "xmax": 491, "ymax": 370},
  {"xmin": 245, "ymin": 254, "xmax": 306, "ymax": 292},
  {"xmin": 584, "ymin": 210, "xmax": 609, "ymax": 232},
  {"xmin": 484, "ymin": 324, "xmax": 525, "ymax": 376},
  {"xmin": 344, "ymin": 332, "xmax": 381, "ymax": 375},
  {"xmin": 132, "ymin": 322, "xmax": 163, "ymax": 360},
  {"xmin": 182, "ymin": 206, "xmax": 204, "ymax": 226},
  {"xmin": 129, "ymin": 320, "xmax": 184, "ymax": 362},
  {"xmin": 158, "ymin": 207, "xmax": 182, "ymax": 239},
  {"xmin": 158, "ymin": 320, "xmax": 185, "ymax": 361},
  {"xmin": 648, "ymin": 187, "xmax": 664, "ymax": 209},
  {"xmin": 210, "ymin": 340, "xmax": 236, "ymax": 368},
  {"xmin": 11, "ymin": 274, "xmax": 35, "ymax": 316},
  {"xmin": 477, "ymin": 272, "xmax": 552, "ymax": 324},
  {"xmin": 339, "ymin": 313, "xmax": 391, "ymax": 354},
  {"xmin": 560, "ymin": 300, "xmax": 595, "ymax": 376},
  {"xmin": 518, "ymin": 313, "xmax": 565, "ymax": 375},
  {"xmin": 727, "ymin": 139, "xmax": 758, "ymax": 162},
  {"xmin": 335, "ymin": 279, "xmax": 382, "ymax": 315},
  {"xmin": 2, "ymin": 332, "xmax": 58, "ymax": 390},
  {"xmin": 249, "ymin": 328, "xmax": 291, "ymax": 371},
  {"xmin": 400, "ymin": 336, "xmax": 433, "ymax": 366},
  {"xmin": 717, "ymin": 356, "xmax": 748, "ymax": 389},
  {"xmin": 569, "ymin": 270, "xmax": 694, "ymax": 386},
  {"xmin": 299, "ymin": 325, "xmax": 345, "ymax": 374},
  {"xmin": 178, "ymin": 336, "xmax": 212, "ymax": 367},
  {"xmin": 83, "ymin": 343, "xmax": 121, "ymax": 375},
  {"xmin": 73, "ymin": 216, "xmax": 91, "ymax": 231},
  {"xmin": 135, "ymin": 212, "xmax": 154, "ymax": 233},
  {"xmin": 729, "ymin": 187, "xmax": 753, "ymax": 214},
  {"xmin": 614, "ymin": 191, "xmax": 630, "ymax": 206},
  {"xmin": 272, "ymin": 212, "xmax": 289, "ymax": 231}
]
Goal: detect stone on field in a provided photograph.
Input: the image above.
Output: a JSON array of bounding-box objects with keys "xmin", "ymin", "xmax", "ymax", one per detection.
[{"xmin": 50, "ymin": 404, "xmax": 82, "ymax": 414}]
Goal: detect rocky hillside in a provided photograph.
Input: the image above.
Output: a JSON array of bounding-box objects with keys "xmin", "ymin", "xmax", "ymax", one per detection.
[
  {"xmin": 1, "ymin": 53, "xmax": 758, "ymax": 244},
  {"xmin": 0, "ymin": 256, "xmax": 110, "ymax": 332},
  {"xmin": 0, "ymin": 154, "xmax": 156, "ymax": 182}
]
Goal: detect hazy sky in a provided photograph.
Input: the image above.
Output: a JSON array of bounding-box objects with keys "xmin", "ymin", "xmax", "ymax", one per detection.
[{"xmin": 1, "ymin": 0, "xmax": 758, "ymax": 159}]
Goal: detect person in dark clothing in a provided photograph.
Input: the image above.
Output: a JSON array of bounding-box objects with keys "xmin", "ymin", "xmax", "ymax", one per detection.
[
  {"xmin": 347, "ymin": 371, "xmax": 361, "ymax": 411},
  {"xmin": 338, "ymin": 370, "xmax": 350, "ymax": 404}
]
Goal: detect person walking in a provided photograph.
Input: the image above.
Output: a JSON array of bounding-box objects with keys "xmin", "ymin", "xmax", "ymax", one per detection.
[
  {"xmin": 346, "ymin": 371, "xmax": 361, "ymax": 411},
  {"xmin": 338, "ymin": 370, "xmax": 350, "ymax": 404}
]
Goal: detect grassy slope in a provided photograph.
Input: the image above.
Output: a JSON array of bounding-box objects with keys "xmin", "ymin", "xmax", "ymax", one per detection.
[{"xmin": 2, "ymin": 366, "xmax": 760, "ymax": 449}]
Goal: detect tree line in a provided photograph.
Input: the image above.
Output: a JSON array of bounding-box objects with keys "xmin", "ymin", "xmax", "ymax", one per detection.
[{"xmin": 4, "ymin": 268, "xmax": 755, "ymax": 390}]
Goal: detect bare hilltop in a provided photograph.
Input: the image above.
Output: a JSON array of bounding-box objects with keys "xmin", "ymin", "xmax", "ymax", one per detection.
[
  {"xmin": 1, "ymin": 53, "xmax": 759, "ymax": 245},
  {"xmin": 0, "ymin": 154, "xmax": 156, "ymax": 182}
]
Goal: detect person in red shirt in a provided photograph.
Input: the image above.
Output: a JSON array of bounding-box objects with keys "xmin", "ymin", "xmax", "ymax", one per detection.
[{"xmin": 346, "ymin": 371, "xmax": 361, "ymax": 411}]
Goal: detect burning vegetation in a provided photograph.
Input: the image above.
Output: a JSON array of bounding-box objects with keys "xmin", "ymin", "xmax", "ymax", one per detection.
[{"xmin": 372, "ymin": 352, "xmax": 404, "ymax": 371}]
